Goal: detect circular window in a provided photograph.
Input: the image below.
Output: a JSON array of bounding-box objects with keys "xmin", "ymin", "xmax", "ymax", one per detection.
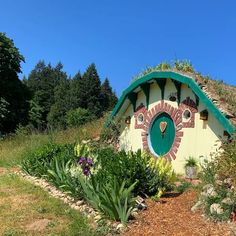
[
  {"xmin": 183, "ymin": 109, "xmax": 191, "ymax": 120},
  {"xmin": 137, "ymin": 113, "xmax": 144, "ymax": 124}
]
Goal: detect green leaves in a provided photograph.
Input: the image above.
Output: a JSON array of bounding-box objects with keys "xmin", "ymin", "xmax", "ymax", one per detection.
[
  {"xmin": 0, "ymin": 32, "xmax": 24, "ymax": 73},
  {"xmin": 79, "ymin": 176, "xmax": 136, "ymax": 224},
  {"xmin": 66, "ymin": 108, "xmax": 95, "ymax": 127},
  {"xmin": 95, "ymin": 148, "xmax": 175, "ymax": 196},
  {"xmin": 0, "ymin": 33, "xmax": 30, "ymax": 134}
]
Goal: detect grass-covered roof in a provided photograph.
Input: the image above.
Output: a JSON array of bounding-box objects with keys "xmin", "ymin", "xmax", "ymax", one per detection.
[{"xmin": 111, "ymin": 60, "xmax": 236, "ymax": 132}]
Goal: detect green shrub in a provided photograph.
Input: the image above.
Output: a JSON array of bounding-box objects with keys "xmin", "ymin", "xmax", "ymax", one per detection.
[
  {"xmin": 66, "ymin": 108, "xmax": 95, "ymax": 127},
  {"xmin": 21, "ymin": 143, "xmax": 76, "ymax": 176},
  {"xmin": 79, "ymin": 176, "xmax": 136, "ymax": 224},
  {"xmin": 21, "ymin": 142, "xmax": 84, "ymax": 199},
  {"xmin": 94, "ymin": 148, "xmax": 175, "ymax": 196},
  {"xmin": 198, "ymin": 136, "xmax": 236, "ymax": 221}
]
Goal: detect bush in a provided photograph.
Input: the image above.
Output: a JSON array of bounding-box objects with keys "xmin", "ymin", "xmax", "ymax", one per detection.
[
  {"xmin": 66, "ymin": 108, "xmax": 95, "ymax": 127},
  {"xmin": 21, "ymin": 142, "xmax": 84, "ymax": 199},
  {"xmin": 21, "ymin": 143, "xmax": 76, "ymax": 176},
  {"xmin": 94, "ymin": 148, "xmax": 175, "ymax": 196},
  {"xmin": 198, "ymin": 137, "xmax": 236, "ymax": 221}
]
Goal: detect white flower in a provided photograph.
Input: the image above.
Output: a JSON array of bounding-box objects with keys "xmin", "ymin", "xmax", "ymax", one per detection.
[{"xmin": 210, "ymin": 203, "xmax": 224, "ymax": 215}]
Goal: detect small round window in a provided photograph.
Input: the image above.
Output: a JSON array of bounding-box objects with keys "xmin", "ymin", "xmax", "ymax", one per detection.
[
  {"xmin": 183, "ymin": 109, "xmax": 191, "ymax": 121},
  {"xmin": 137, "ymin": 113, "xmax": 144, "ymax": 124}
]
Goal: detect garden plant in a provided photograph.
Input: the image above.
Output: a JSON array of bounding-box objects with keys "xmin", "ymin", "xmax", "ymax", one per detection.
[{"xmin": 21, "ymin": 141, "xmax": 176, "ymax": 224}]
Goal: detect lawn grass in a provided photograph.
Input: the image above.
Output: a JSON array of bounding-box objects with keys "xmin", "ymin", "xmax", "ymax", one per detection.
[{"xmin": 0, "ymin": 173, "xmax": 98, "ymax": 236}]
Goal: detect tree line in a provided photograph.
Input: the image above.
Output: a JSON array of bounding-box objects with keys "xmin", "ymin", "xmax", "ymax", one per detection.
[{"xmin": 0, "ymin": 33, "xmax": 117, "ymax": 134}]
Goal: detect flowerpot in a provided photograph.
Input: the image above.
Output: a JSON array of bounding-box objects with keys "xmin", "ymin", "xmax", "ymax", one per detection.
[{"xmin": 185, "ymin": 166, "xmax": 198, "ymax": 179}]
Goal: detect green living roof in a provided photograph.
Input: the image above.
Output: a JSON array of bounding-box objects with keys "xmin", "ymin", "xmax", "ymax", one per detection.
[{"xmin": 110, "ymin": 71, "xmax": 235, "ymax": 134}]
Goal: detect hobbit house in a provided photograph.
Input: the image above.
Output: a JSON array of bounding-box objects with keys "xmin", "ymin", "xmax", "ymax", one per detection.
[{"xmin": 110, "ymin": 70, "xmax": 236, "ymax": 173}]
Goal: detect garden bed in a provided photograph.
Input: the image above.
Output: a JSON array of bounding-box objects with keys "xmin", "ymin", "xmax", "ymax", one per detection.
[{"xmin": 123, "ymin": 190, "xmax": 234, "ymax": 236}]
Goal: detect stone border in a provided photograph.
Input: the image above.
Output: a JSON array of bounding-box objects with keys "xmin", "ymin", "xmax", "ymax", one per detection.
[
  {"xmin": 15, "ymin": 171, "xmax": 131, "ymax": 233},
  {"xmin": 141, "ymin": 101, "xmax": 183, "ymax": 161}
]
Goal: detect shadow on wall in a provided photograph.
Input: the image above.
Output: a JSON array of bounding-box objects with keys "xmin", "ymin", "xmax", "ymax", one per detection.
[{"xmin": 119, "ymin": 126, "xmax": 132, "ymax": 151}]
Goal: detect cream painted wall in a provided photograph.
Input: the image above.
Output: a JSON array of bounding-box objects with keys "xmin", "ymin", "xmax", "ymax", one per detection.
[{"xmin": 118, "ymin": 78, "xmax": 225, "ymax": 174}]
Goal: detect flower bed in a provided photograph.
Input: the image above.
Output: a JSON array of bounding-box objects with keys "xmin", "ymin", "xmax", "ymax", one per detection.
[{"xmin": 21, "ymin": 141, "xmax": 176, "ymax": 225}]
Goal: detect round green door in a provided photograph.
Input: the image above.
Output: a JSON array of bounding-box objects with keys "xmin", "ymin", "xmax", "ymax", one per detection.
[{"xmin": 150, "ymin": 112, "xmax": 175, "ymax": 156}]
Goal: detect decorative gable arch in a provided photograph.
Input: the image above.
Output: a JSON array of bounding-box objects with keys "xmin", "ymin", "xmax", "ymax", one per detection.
[{"xmin": 109, "ymin": 71, "xmax": 235, "ymax": 134}]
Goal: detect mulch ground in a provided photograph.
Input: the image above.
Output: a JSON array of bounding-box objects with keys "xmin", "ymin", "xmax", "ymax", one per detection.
[{"xmin": 123, "ymin": 191, "xmax": 234, "ymax": 236}]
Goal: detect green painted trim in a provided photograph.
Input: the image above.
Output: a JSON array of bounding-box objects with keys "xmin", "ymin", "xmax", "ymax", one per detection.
[
  {"xmin": 128, "ymin": 92, "xmax": 137, "ymax": 112},
  {"xmin": 194, "ymin": 93, "xmax": 200, "ymax": 107},
  {"xmin": 155, "ymin": 78, "xmax": 166, "ymax": 100},
  {"xmin": 172, "ymin": 79, "xmax": 182, "ymax": 105},
  {"xmin": 110, "ymin": 71, "xmax": 235, "ymax": 134},
  {"xmin": 140, "ymin": 83, "xmax": 150, "ymax": 109}
]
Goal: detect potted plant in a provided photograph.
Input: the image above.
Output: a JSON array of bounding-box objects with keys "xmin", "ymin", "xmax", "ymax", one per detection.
[{"xmin": 184, "ymin": 157, "xmax": 198, "ymax": 179}]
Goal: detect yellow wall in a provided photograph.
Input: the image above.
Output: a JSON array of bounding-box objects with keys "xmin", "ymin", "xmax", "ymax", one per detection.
[{"xmin": 119, "ymin": 79, "xmax": 225, "ymax": 173}]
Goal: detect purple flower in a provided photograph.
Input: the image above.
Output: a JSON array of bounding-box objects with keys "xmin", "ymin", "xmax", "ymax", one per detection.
[
  {"xmin": 83, "ymin": 167, "xmax": 90, "ymax": 176},
  {"xmin": 78, "ymin": 157, "xmax": 86, "ymax": 165},
  {"xmin": 77, "ymin": 156, "xmax": 93, "ymax": 176},
  {"xmin": 87, "ymin": 158, "xmax": 93, "ymax": 166}
]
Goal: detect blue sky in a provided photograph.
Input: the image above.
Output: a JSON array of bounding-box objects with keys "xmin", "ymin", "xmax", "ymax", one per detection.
[{"xmin": 1, "ymin": 0, "xmax": 236, "ymax": 95}]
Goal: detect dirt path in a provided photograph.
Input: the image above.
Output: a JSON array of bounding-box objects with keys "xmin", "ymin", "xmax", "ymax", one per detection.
[{"xmin": 123, "ymin": 191, "xmax": 234, "ymax": 236}]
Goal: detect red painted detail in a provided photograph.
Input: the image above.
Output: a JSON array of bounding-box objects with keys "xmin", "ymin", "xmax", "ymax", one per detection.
[
  {"xmin": 169, "ymin": 151, "xmax": 176, "ymax": 160},
  {"xmin": 165, "ymin": 154, "xmax": 172, "ymax": 162},
  {"xmin": 176, "ymin": 124, "xmax": 183, "ymax": 131},
  {"xmin": 134, "ymin": 104, "xmax": 148, "ymax": 129},
  {"xmin": 141, "ymin": 132, "xmax": 148, "ymax": 136},
  {"xmin": 180, "ymin": 97, "xmax": 198, "ymax": 128},
  {"xmin": 176, "ymin": 131, "xmax": 184, "ymax": 137},
  {"xmin": 137, "ymin": 101, "xmax": 183, "ymax": 161},
  {"xmin": 160, "ymin": 100, "xmax": 164, "ymax": 109},
  {"xmin": 151, "ymin": 107, "xmax": 156, "ymax": 117}
]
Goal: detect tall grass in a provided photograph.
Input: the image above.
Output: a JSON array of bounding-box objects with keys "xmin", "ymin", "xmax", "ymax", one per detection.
[{"xmin": 0, "ymin": 118, "xmax": 104, "ymax": 167}]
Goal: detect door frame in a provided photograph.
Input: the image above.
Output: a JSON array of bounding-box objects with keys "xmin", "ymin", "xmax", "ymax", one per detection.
[{"xmin": 148, "ymin": 112, "xmax": 176, "ymax": 157}]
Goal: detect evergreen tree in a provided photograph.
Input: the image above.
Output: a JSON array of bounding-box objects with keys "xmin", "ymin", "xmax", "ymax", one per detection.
[
  {"xmin": 28, "ymin": 99, "xmax": 44, "ymax": 130},
  {"xmin": 101, "ymin": 78, "xmax": 118, "ymax": 111},
  {"xmin": 69, "ymin": 72, "xmax": 83, "ymax": 109},
  {"xmin": 80, "ymin": 63, "xmax": 102, "ymax": 117},
  {"xmin": 0, "ymin": 32, "xmax": 30, "ymax": 133},
  {"xmin": 26, "ymin": 61, "xmax": 67, "ymax": 128},
  {"xmin": 47, "ymin": 76, "xmax": 71, "ymax": 128}
]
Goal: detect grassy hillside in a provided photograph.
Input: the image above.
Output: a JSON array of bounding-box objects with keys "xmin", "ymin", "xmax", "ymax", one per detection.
[{"xmin": 0, "ymin": 117, "xmax": 104, "ymax": 167}]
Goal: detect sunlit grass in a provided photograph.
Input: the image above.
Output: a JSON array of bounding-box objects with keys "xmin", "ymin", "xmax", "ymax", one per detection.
[
  {"xmin": 0, "ymin": 117, "xmax": 104, "ymax": 167},
  {"xmin": 0, "ymin": 173, "xmax": 98, "ymax": 236}
]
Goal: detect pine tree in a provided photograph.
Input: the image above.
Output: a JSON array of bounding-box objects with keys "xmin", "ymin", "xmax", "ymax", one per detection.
[
  {"xmin": 47, "ymin": 76, "xmax": 71, "ymax": 128},
  {"xmin": 26, "ymin": 61, "xmax": 67, "ymax": 128},
  {"xmin": 80, "ymin": 63, "xmax": 102, "ymax": 117},
  {"xmin": 69, "ymin": 72, "xmax": 83, "ymax": 109},
  {"xmin": 101, "ymin": 78, "xmax": 118, "ymax": 111}
]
